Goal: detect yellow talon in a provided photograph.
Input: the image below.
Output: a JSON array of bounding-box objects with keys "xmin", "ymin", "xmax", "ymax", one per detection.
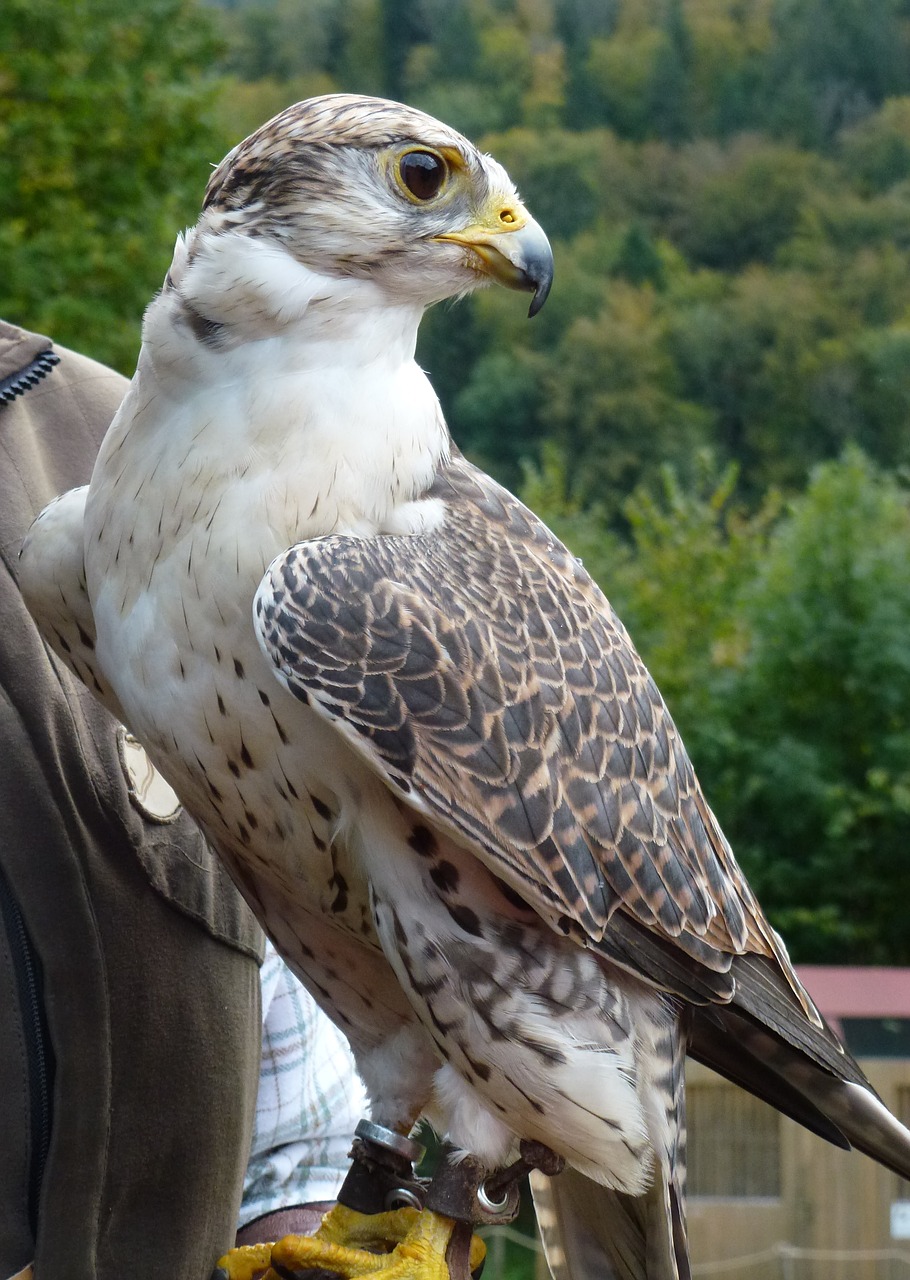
[
  {"xmin": 212, "ymin": 1240, "xmax": 273, "ymax": 1279},
  {"xmin": 214, "ymin": 1205, "xmax": 486, "ymax": 1280},
  {"xmin": 315, "ymin": 1202, "xmax": 424, "ymax": 1251}
]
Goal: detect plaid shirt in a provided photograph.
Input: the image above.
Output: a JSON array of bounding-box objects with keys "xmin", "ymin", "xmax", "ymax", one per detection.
[{"xmin": 240, "ymin": 942, "xmax": 368, "ymax": 1224}]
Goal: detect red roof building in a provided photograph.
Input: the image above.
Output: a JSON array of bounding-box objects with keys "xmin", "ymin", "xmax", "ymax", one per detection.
[{"xmin": 797, "ymin": 966, "xmax": 910, "ymax": 1052}]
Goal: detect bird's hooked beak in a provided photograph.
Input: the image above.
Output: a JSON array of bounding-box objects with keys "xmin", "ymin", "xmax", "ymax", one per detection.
[{"xmin": 434, "ymin": 199, "xmax": 554, "ymax": 317}]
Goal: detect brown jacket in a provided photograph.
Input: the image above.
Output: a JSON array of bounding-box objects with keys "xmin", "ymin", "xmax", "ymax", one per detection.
[{"xmin": 0, "ymin": 321, "xmax": 264, "ymax": 1279}]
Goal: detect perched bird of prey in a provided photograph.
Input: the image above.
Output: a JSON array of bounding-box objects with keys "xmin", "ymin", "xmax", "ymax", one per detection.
[{"xmin": 22, "ymin": 95, "xmax": 910, "ymax": 1280}]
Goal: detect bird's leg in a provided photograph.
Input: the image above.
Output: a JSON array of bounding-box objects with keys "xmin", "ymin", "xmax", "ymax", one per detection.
[
  {"xmin": 212, "ymin": 1121, "xmax": 480, "ymax": 1280},
  {"xmin": 423, "ymin": 1139, "xmax": 565, "ymax": 1280},
  {"xmin": 426, "ymin": 1138, "xmax": 566, "ymax": 1225},
  {"xmin": 423, "ymin": 1137, "xmax": 566, "ymax": 1280},
  {"xmin": 212, "ymin": 1125, "xmax": 564, "ymax": 1280}
]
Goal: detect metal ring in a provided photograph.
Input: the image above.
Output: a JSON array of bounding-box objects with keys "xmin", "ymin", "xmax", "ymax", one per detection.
[
  {"xmin": 477, "ymin": 1180, "xmax": 511, "ymax": 1215},
  {"xmin": 385, "ymin": 1187, "xmax": 423, "ymax": 1211},
  {"xmin": 355, "ymin": 1119, "xmax": 425, "ymax": 1164}
]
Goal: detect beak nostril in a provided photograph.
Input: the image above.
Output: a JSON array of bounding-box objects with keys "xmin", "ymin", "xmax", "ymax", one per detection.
[{"xmin": 499, "ymin": 209, "xmax": 517, "ymax": 225}]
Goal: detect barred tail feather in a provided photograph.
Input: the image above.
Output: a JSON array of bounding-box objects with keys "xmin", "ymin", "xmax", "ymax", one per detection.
[{"xmin": 531, "ymin": 1165, "xmax": 690, "ymax": 1280}]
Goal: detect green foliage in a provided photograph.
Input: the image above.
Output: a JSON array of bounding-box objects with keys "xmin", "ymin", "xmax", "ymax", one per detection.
[
  {"xmin": 520, "ymin": 442, "xmax": 625, "ymax": 583},
  {"xmin": 206, "ymin": 0, "xmax": 903, "ymax": 147},
  {"xmin": 721, "ymin": 452, "xmax": 910, "ymax": 962},
  {"xmin": 539, "ymin": 282, "xmax": 716, "ymax": 511},
  {"xmin": 611, "ymin": 223, "xmax": 665, "ymax": 288},
  {"xmin": 610, "ymin": 459, "xmax": 778, "ymax": 736},
  {"xmin": 0, "ymin": 0, "xmax": 225, "ymax": 371},
  {"xmin": 586, "ymin": 25, "xmax": 676, "ymax": 140},
  {"xmin": 761, "ymin": 0, "xmax": 910, "ymax": 147},
  {"xmin": 453, "ymin": 350, "xmax": 544, "ymax": 487},
  {"xmin": 217, "ymin": 0, "xmax": 340, "ymax": 82},
  {"xmin": 670, "ymin": 139, "xmax": 833, "ymax": 270},
  {"xmin": 839, "ymin": 96, "xmax": 910, "ymax": 193}
]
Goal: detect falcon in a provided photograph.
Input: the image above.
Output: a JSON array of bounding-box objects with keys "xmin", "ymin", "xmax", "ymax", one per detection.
[{"xmin": 21, "ymin": 95, "xmax": 910, "ymax": 1280}]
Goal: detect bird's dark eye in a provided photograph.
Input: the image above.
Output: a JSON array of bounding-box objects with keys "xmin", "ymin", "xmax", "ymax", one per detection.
[{"xmin": 399, "ymin": 151, "xmax": 447, "ymax": 201}]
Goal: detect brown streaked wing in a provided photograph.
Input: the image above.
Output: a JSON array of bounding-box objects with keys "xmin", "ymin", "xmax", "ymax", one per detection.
[{"xmin": 254, "ymin": 454, "xmax": 779, "ymax": 982}]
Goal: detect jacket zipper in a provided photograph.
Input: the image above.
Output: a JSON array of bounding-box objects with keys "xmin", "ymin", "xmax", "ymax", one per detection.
[
  {"xmin": 0, "ymin": 349, "xmax": 60, "ymax": 405},
  {"xmin": 0, "ymin": 861, "xmax": 54, "ymax": 1234}
]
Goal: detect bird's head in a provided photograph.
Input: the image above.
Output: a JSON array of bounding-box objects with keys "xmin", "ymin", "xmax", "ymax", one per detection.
[{"xmin": 200, "ymin": 94, "xmax": 553, "ymax": 318}]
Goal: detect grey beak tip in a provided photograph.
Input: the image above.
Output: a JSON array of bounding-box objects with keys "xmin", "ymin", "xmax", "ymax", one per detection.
[{"xmin": 528, "ymin": 276, "xmax": 552, "ymax": 319}]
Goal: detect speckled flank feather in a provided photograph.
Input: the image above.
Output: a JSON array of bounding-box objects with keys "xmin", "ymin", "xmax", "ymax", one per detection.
[
  {"xmin": 530, "ymin": 1011, "xmax": 689, "ymax": 1280},
  {"xmin": 20, "ymin": 93, "xmax": 910, "ymax": 1280},
  {"xmin": 19, "ymin": 486, "xmax": 126, "ymax": 719}
]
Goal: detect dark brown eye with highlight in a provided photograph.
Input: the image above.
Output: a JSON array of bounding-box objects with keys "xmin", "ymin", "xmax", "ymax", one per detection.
[{"xmin": 399, "ymin": 151, "xmax": 447, "ymax": 201}]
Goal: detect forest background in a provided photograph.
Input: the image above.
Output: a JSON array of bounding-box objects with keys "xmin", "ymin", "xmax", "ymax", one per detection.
[{"xmin": 3, "ymin": 0, "xmax": 910, "ymax": 964}]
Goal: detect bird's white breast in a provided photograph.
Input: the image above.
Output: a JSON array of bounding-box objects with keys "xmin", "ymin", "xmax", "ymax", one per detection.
[{"xmin": 82, "ymin": 256, "xmax": 449, "ymax": 891}]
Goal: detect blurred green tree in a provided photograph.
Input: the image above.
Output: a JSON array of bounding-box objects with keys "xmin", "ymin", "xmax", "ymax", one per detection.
[
  {"xmin": 217, "ymin": 0, "xmax": 339, "ymax": 82},
  {"xmin": 670, "ymin": 138, "xmax": 833, "ymax": 270},
  {"xmin": 838, "ymin": 96, "xmax": 910, "ymax": 193},
  {"xmin": 537, "ymin": 281, "xmax": 715, "ymax": 511},
  {"xmin": 452, "ymin": 350, "xmax": 545, "ymax": 487},
  {"xmin": 0, "ymin": 0, "xmax": 224, "ymax": 371},
  {"xmin": 719, "ymin": 451, "xmax": 910, "ymax": 962},
  {"xmin": 762, "ymin": 0, "xmax": 910, "ymax": 147}
]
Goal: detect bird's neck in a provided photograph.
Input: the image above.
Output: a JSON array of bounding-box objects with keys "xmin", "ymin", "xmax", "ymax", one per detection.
[{"xmin": 125, "ymin": 231, "xmax": 451, "ymax": 538}]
